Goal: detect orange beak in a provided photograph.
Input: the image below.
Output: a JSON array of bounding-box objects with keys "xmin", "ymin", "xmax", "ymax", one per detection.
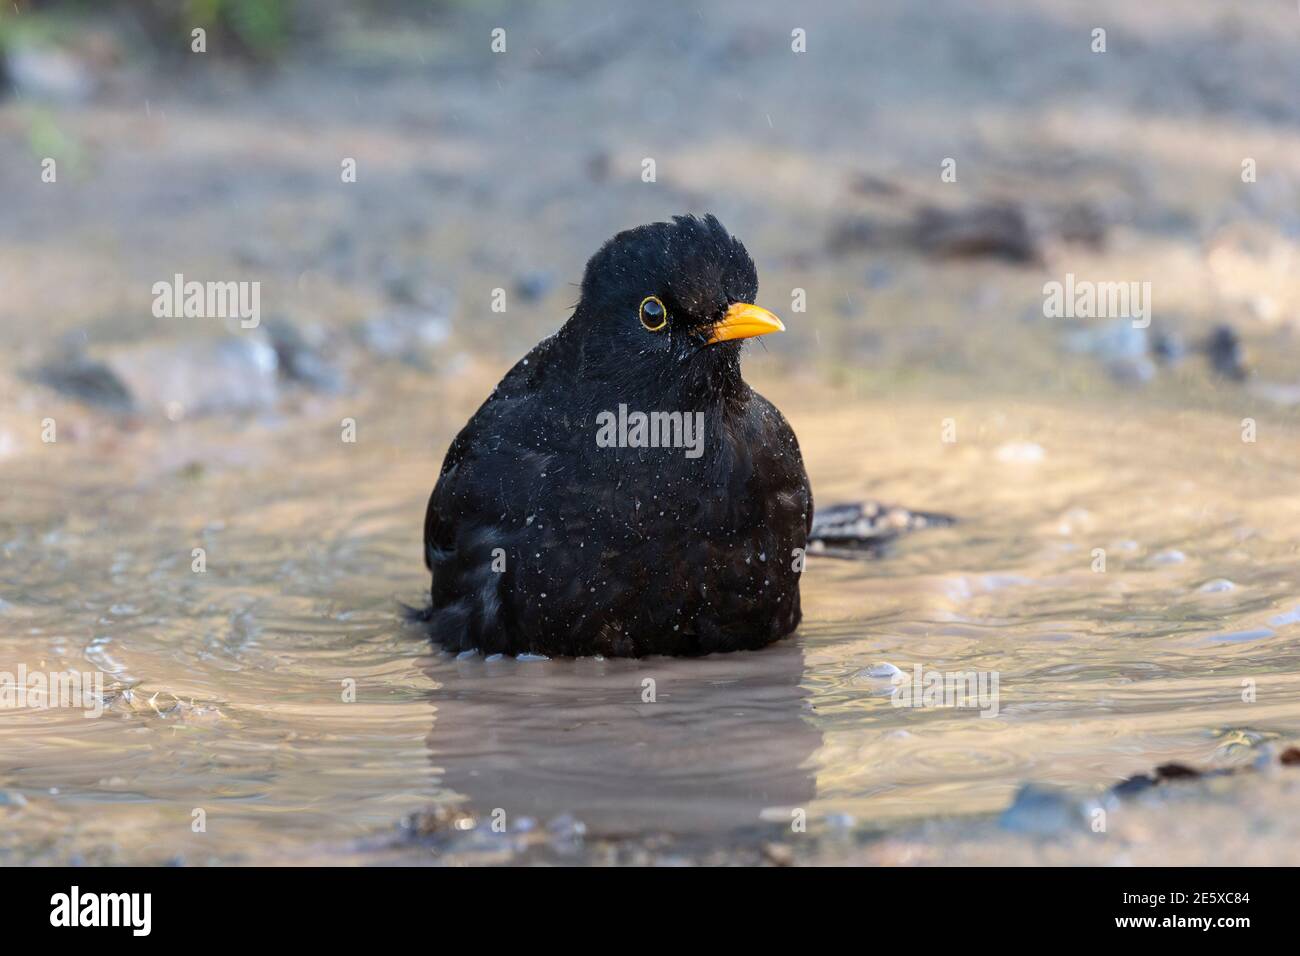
[{"xmin": 706, "ymin": 302, "xmax": 785, "ymax": 345}]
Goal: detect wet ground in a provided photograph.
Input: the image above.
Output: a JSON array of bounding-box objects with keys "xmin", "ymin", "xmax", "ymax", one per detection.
[{"xmin": 2, "ymin": 0, "xmax": 1300, "ymax": 864}]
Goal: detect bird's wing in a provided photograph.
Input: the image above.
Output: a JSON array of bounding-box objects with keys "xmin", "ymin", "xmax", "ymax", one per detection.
[
  {"xmin": 422, "ymin": 338, "xmax": 561, "ymax": 571},
  {"xmin": 422, "ymin": 428, "xmax": 470, "ymax": 571},
  {"xmin": 746, "ymin": 390, "xmax": 814, "ymax": 538},
  {"xmin": 809, "ymin": 500, "xmax": 956, "ymax": 557}
]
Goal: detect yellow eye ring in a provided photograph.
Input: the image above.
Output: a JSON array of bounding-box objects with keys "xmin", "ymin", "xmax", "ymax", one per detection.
[{"xmin": 639, "ymin": 295, "xmax": 668, "ymax": 332}]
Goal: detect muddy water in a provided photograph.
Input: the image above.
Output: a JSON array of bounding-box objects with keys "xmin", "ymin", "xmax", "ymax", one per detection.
[{"xmin": 2, "ymin": 361, "xmax": 1298, "ymax": 865}]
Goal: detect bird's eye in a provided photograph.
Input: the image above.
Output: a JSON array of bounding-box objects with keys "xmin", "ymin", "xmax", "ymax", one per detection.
[{"xmin": 639, "ymin": 295, "xmax": 668, "ymax": 332}]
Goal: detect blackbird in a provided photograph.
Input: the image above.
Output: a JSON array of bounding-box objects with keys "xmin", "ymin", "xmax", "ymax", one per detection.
[{"xmin": 415, "ymin": 214, "xmax": 812, "ymax": 657}]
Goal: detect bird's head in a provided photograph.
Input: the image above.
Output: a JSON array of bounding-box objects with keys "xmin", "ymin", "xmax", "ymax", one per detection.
[{"xmin": 568, "ymin": 214, "xmax": 783, "ymax": 400}]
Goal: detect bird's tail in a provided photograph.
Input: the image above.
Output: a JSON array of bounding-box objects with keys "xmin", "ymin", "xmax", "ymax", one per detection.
[{"xmin": 399, "ymin": 600, "xmax": 436, "ymax": 624}]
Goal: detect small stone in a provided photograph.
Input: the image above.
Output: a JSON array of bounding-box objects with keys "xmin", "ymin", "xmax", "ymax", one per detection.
[
  {"xmin": 1197, "ymin": 578, "xmax": 1236, "ymax": 593},
  {"xmin": 107, "ymin": 337, "xmax": 278, "ymax": 417},
  {"xmin": 32, "ymin": 353, "xmax": 134, "ymax": 413},
  {"xmin": 401, "ymin": 805, "xmax": 474, "ymax": 837},
  {"xmin": 858, "ymin": 662, "xmax": 904, "ymax": 679},
  {"xmin": 36, "ymin": 337, "xmax": 281, "ymax": 418},
  {"xmin": 264, "ymin": 317, "xmax": 345, "ymax": 393},
  {"xmin": 1205, "ymin": 325, "xmax": 1247, "ymax": 380}
]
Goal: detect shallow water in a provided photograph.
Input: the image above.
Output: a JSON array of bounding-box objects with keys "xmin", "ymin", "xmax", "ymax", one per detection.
[{"xmin": 3, "ymin": 366, "xmax": 1299, "ymax": 865}]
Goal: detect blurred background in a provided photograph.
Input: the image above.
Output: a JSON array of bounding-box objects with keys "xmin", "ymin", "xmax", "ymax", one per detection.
[
  {"xmin": 4, "ymin": 0, "xmax": 1300, "ymax": 394},
  {"xmin": 2, "ymin": 0, "xmax": 1300, "ymax": 865}
]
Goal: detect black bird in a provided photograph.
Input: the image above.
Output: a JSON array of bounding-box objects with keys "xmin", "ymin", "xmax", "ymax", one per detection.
[{"xmin": 416, "ymin": 214, "xmax": 811, "ymax": 657}]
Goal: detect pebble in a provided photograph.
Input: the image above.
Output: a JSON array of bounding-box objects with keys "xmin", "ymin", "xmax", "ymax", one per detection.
[
  {"xmin": 33, "ymin": 353, "xmax": 134, "ymax": 413},
  {"xmin": 264, "ymin": 318, "xmax": 345, "ymax": 393},
  {"xmin": 1197, "ymin": 578, "xmax": 1236, "ymax": 593},
  {"xmin": 112, "ymin": 337, "xmax": 279, "ymax": 418},
  {"xmin": 1205, "ymin": 325, "xmax": 1247, "ymax": 380},
  {"xmin": 37, "ymin": 337, "xmax": 282, "ymax": 418},
  {"xmin": 858, "ymin": 662, "xmax": 904, "ymax": 679}
]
